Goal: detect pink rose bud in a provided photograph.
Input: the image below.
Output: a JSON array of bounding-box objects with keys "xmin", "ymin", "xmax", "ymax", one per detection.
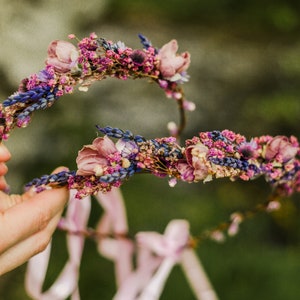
[
  {"xmin": 76, "ymin": 136, "xmax": 118, "ymax": 176},
  {"xmin": 167, "ymin": 121, "xmax": 178, "ymax": 136},
  {"xmin": 182, "ymin": 100, "xmax": 196, "ymax": 111},
  {"xmin": 185, "ymin": 143, "xmax": 209, "ymax": 181},
  {"xmin": 46, "ymin": 40, "xmax": 79, "ymax": 73},
  {"xmin": 157, "ymin": 39, "xmax": 191, "ymax": 79},
  {"xmin": 68, "ymin": 34, "xmax": 76, "ymax": 39},
  {"xmin": 265, "ymin": 136, "xmax": 298, "ymax": 162}
]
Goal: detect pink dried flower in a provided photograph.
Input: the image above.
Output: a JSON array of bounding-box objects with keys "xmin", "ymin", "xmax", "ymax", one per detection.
[
  {"xmin": 68, "ymin": 34, "xmax": 76, "ymax": 39},
  {"xmin": 228, "ymin": 213, "xmax": 243, "ymax": 237},
  {"xmin": 185, "ymin": 143, "xmax": 210, "ymax": 181},
  {"xmin": 182, "ymin": 100, "xmax": 196, "ymax": 111},
  {"xmin": 115, "ymin": 140, "xmax": 138, "ymax": 158},
  {"xmin": 176, "ymin": 161, "xmax": 195, "ymax": 182},
  {"xmin": 265, "ymin": 136, "xmax": 298, "ymax": 162},
  {"xmin": 76, "ymin": 136, "xmax": 118, "ymax": 176},
  {"xmin": 158, "ymin": 79, "xmax": 168, "ymax": 89},
  {"xmin": 46, "ymin": 40, "xmax": 79, "ymax": 73},
  {"xmin": 89, "ymin": 32, "xmax": 98, "ymax": 39},
  {"xmin": 157, "ymin": 39, "xmax": 191, "ymax": 79},
  {"xmin": 266, "ymin": 200, "xmax": 281, "ymax": 212},
  {"xmin": 167, "ymin": 121, "xmax": 178, "ymax": 136}
]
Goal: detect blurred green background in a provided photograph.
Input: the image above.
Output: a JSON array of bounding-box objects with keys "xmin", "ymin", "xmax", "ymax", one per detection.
[{"xmin": 1, "ymin": 0, "xmax": 300, "ymax": 299}]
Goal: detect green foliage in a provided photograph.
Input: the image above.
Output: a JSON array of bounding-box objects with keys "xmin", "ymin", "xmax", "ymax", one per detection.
[{"xmin": 106, "ymin": 0, "xmax": 300, "ymax": 33}]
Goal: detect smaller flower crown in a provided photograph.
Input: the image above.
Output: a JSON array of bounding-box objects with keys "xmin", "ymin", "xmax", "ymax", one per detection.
[
  {"xmin": 26, "ymin": 126, "xmax": 300, "ymax": 199},
  {"xmin": 0, "ymin": 32, "xmax": 192, "ymax": 140}
]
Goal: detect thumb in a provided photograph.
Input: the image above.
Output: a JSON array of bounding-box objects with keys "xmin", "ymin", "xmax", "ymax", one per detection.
[
  {"xmin": 22, "ymin": 166, "xmax": 70, "ymax": 202},
  {"xmin": 0, "ymin": 191, "xmax": 23, "ymax": 212}
]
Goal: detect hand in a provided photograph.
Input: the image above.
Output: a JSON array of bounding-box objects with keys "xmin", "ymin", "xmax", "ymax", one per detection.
[
  {"xmin": 0, "ymin": 144, "xmax": 69, "ymax": 276},
  {"xmin": 0, "ymin": 143, "xmax": 11, "ymax": 191}
]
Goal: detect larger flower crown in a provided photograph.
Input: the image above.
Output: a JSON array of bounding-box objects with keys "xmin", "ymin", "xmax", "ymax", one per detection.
[
  {"xmin": 1, "ymin": 32, "xmax": 300, "ymax": 200},
  {"xmin": 3, "ymin": 31, "xmax": 300, "ymax": 300}
]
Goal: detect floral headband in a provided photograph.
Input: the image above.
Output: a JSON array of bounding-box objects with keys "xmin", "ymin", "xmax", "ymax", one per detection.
[
  {"xmin": 1, "ymin": 31, "xmax": 300, "ymax": 201},
  {"xmin": 3, "ymin": 31, "xmax": 300, "ymax": 300}
]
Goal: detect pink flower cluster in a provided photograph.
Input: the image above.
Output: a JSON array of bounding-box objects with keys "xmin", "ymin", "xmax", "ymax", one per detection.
[
  {"xmin": 174, "ymin": 131, "xmax": 300, "ymax": 196},
  {"xmin": 177, "ymin": 130, "xmax": 248, "ymax": 183},
  {"xmin": 25, "ymin": 32, "xmax": 191, "ymax": 101},
  {"xmin": 253, "ymin": 135, "xmax": 300, "ymax": 195},
  {"xmin": 77, "ymin": 34, "xmax": 158, "ymax": 79}
]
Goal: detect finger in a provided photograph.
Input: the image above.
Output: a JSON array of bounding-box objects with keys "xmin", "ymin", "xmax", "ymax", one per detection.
[
  {"xmin": 0, "ymin": 192, "xmax": 23, "ymax": 211},
  {"xmin": 0, "ymin": 210, "xmax": 63, "ymax": 276},
  {"xmin": 0, "ymin": 162, "xmax": 8, "ymax": 176},
  {"xmin": 0, "ymin": 155, "xmax": 10, "ymax": 192},
  {"xmin": 0, "ymin": 175, "xmax": 9, "ymax": 192},
  {"xmin": 0, "ymin": 186, "xmax": 68, "ymax": 253},
  {"xmin": 0, "ymin": 144, "xmax": 11, "ymax": 163},
  {"xmin": 0, "ymin": 142, "xmax": 11, "ymax": 192}
]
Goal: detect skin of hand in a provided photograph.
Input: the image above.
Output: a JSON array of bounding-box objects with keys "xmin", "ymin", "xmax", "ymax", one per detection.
[{"xmin": 0, "ymin": 144, "xmax": 69, "ymax": 276}]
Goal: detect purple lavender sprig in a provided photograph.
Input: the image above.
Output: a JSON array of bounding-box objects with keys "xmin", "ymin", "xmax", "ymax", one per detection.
[
  {"xmin": 96, "ymin": 125, "xmax": 145, "ymax": 143},
  {"xmin": 138, "ymin": 34, "xmax": 157, "ymax": 53},
  {"xmin": 0, "ymin": 86, "xmax": 59, "ymax": 138},
  {"xmin": 25, "ymin": 170, "xmax": 76, "ymax": 192}
]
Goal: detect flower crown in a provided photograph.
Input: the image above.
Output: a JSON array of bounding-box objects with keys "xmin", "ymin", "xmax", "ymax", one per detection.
[
  {"xmin": 3, "ymin": 31, "xmax": 300, "ymax": 300},
  {"xmin": 1, "ymin": 32, "xmax": 300, "ymax": 200},
  {"xmin": 0, "ymin": 32, "xmax": 192, "ymax": 140}
]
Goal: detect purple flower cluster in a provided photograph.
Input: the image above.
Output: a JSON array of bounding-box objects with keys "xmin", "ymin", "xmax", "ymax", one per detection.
[
  {"xmin": 26, "ymin": 126, "xmax": 300, "ymax": 199},
  {"xmin": 0, "ymin": 33, "xmax": 191, "ymax": 140}
]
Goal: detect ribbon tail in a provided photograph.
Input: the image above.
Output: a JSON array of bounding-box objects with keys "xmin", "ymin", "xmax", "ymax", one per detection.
[
  {"xmin": 180, "ymin": 248, "xmax": 219, "ymax": 300},
  {"xmin": 25, "ymin": 241, "xmax": 52, "ymax": 299},
  {"xmin": 138, "ymin": 258, "xmax": 175, "ymax": 300}
]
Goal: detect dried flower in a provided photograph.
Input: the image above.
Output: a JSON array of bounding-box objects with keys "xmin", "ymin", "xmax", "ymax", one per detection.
[
  {"xmin": 176, "ymin": 161, "xmax": 195, "ymax": 182},
  {"xmin": 157, "ymin": 39, "xmax": 191, "ymax": 79},
  {"xmin": 265, "ymin": 136, "xmax": 298, "ymax": 162},
  {"xmin": 76, "ymin": 136, "xmax": 118, "ymax": 176},
  {"xmin": 238, "ymin": 139, "xmax": 258, "ymax": 159},
  {"xmin": 185, "ymin": 143, "xmax": 210, "ymax": 181},
  {"xmin": 46, "ymin": 40, "xmax": 79, "ymax": 73}
]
